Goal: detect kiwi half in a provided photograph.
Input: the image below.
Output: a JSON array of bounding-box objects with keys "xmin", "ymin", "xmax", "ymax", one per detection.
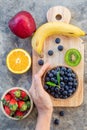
[{"xmin": 65, "ymin": 49, "xmax": 81, "ymax": 67}]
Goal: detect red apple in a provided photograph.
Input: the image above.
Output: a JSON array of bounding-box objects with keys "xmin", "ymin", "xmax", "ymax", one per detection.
[{"xmin": 8, "ymin": 11, "xmax": 36, "ymax": 38}]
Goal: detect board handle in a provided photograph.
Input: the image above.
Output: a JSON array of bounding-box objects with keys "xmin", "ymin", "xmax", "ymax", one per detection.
[{"xmin": 47, "ymin": 6, "xmax": 71, "ymax": 23}]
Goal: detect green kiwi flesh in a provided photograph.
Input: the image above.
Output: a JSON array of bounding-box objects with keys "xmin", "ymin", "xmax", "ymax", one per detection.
[{"xmin": 65, "ymin": 49, "xmax": 81, "ymax": 67}]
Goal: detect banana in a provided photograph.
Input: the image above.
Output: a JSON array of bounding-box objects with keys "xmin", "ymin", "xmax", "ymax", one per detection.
[{"xmin": 32, "ymin": 22, "xmax": 85, "ymax": 55}]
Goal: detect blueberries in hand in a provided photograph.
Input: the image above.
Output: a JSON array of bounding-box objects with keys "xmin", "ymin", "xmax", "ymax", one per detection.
[{"xmin": 44, "ymin": 66, "xmax": 78, "ymax": 99}]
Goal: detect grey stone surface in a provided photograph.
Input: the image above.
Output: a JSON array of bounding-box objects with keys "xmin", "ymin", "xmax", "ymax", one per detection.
[{"xmin": 0, "ymin": 0, "xmax": 87, "ymax": 130}]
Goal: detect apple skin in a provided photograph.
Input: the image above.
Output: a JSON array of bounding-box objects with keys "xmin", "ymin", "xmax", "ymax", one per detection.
[{"xmin": 8, "ymin": 11, "xmax": 36, "ymax": 38}]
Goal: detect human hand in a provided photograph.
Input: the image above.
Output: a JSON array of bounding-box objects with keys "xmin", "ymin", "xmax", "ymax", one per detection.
[{"xmin": 29, "ymin": 63, "xmax": 53, "ymax": 116}]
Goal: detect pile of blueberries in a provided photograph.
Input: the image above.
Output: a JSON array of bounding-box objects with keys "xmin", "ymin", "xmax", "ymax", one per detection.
[{"xmin": 44, "ymin": 66, "xmax": 78, "ymax": 99}]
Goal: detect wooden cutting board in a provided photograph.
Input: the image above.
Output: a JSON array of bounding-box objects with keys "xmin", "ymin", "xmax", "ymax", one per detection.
[{"xmin": 32, "ymin": 6, "xmax": 84, "ymax": 107}]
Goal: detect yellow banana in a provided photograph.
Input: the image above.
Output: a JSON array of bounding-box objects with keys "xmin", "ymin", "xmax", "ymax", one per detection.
[{"xmin": 32, "ymin": 22, "xmax": 85, "ymax": 55}]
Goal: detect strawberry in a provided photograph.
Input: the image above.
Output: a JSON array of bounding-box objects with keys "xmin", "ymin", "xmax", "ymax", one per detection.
[
  {"xmin": 9, "ymin": 99, "xmax": 18, "ymax": 111},
  {"xmin": 18, "ymin": 101, "xmax": 27, "ymax": 111},
  {"xmin": 4, "ymin": 94, "xmax": 11, "ymax": 102},
  {"xmin": 15, "ymin": 110, "xmax": 23, "ymax": 119},
  {"xmin": 21, "ymin": 90, "xmax": 28, "ymax": 101},
  {"xmin": 2, "ymin": 94, "xmax": 11, "ymax": 106},
  {"xmin": 4, "ymin": 106, "xmax": 14, "ymax": 116},
  {"xmin": 10, "ymin": 89, "xmax": 21, "ymax": 98}
]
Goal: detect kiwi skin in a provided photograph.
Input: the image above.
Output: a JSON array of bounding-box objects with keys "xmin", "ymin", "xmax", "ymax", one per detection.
[{"xmin": 65, "ymin": 49, "xmax": 81, "ymax": 67}]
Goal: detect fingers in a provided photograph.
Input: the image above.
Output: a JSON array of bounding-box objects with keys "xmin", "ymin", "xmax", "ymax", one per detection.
[{"xmin": 38, "ymin": 63, "xmax": 50, "ymax": 77}]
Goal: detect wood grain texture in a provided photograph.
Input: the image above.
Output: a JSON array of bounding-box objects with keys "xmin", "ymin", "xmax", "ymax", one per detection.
[
  {"xmin": 32, "ymin": 6, "xmax": 84, "ymax": 107},
  {"xmin": 47, "ymin": 6, "xmax": 71, "ymax": 23}
]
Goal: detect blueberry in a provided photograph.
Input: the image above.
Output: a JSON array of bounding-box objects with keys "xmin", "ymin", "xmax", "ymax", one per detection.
[
  {"xmin": 46, "ymin": 71, "xmax": 50, "ymax": 76},
  {"xmin": 64, "ymin": 71, "xmax": 68, "ymax": 76},
  {"xmin": 68, "ymin": 77, "xmax": 73, "ymax": 82},
  {"xmin": 55, "ymin": 87, "xmax": 59, "ymax": 93},
  {"xmin": 67, "ymin": 93, "xmax": 72, "ymax": 97},
  {"xmin": 48, "ymin": 50, "xmax": 54, "ymax": 56},
  {"xmin": 51, "ymin": 87, "xmax": 55, "ymax": 92},
  {"xmin": 51, "ymin": 78, "xmax": 55, "ymax": 82},
  {"xmin": 51, "ymin": 92, "xmax": 55, "ymax": 96},
  {"xmin": 60, "ymin": 87, "xmax": 64, "ymax": 92},
  {"xmin": 54, "ymin": 80, "xmax": 58, "ymax": 84},
  {"xmin": 68, "ymin": 89, "xmax": 73, "ymax": 94},
  {"xmin": 58, "ymin": 91, "xmax": 61, "ymax": 96},
  {"xmin": 54, "ymin": 94, "xmax": 59, "ymax": 98},
  {"xmin": 58, "ymin": 45, "xmax": 64, "ymax": 51},
  {"xmin": 67, "ymin": 73, "xmax": 72, "ymax": 77},
  {"xmin": 72, "ymin": 88, "xmax": 76, "ymax": 92},
  {"xmin": 54, "ymin": 118, "xmax": 60, "ymax": 125},
  {"xmin": 63, "ymin": 91, "xmax": 67, "ymax": 96},
  {"xmin": 47, "ymin": 89, "xmax": 51, "ymax": 93},
  {"xmin": 53, "ymin": 71, "xmax": 57, "ymax": 76},
  {"xmin": 73, "ymin": 82, "xmax": 78, "ymax": 87},
  {"xmin": 38, "ymin": 59, "xmax": 44, "ymax": 65},
  {"xmin": 67, "ymin": 68, "xmax": 72, "ymax": 73},
  {"xmin": 68, "ymin": 82, "xmax": 73, "ymax": 86},
  {"xmin": 63, "ymin": 77, "xmax": 68, "ymax": 82},
  {"xmin": 71, "ymin": 73, "xmax": 76, "ymax": 78},
  {"xmin": 55, "ymin": 38, "xmax": 61, "ymax": 44},
  {"xmin": 64, "ymin": 85, "xmax": 69, "ymax": 90},
  {"xmin": 51, "ymin": 69, "xmax": 55, "ymax": 74},
  {"xmin": 60, "ymin": 82, "xmax": 65, "ymax": 87},
  {"xmin": 60, "ymin": 77, "xmax": 63, "ymax": 81},
  {"xmin": 63, "ymin": 95, "xmax": 68, "ymax": 99},
  {"xmin": 61, "ymin": 67, "xmax": 66, "ymax": 71},
  {"xmin": 60, "ymin": 94, "xmax": 63, "ymax": 98},
  {"xmin": 44, "ymin": 85, "xmax": 49, "ymax": 90},
  {"xmin": 73, "ymin": 79, "xmax": 77, "ymax": 82},
  {"xmin": 49, "ymin": 73, "xmax": 53, "ymax": 78},
  {"xmin": 56, "ymin": 67, "xmax": 61, "ymax": 71},
  {"xmin": 69, "ymin": 86, "xmax": 73, "ymax": 89},
  {"xmin": 60, "ymin": 70, "xmax": 64, "ymax": 76},
  {"xmin": 45, "ymin": 77, "xmax": 50, "ymax": 82}
]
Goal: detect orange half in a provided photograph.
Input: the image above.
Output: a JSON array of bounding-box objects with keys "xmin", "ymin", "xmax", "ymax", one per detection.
[{"xmin": 6, "ymin": 49, "xmax": 31, "ymax": 74}]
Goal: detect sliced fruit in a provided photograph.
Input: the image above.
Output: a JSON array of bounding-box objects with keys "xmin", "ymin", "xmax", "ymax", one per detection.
[
  {"xmin": 6, "ymin": 49, "xmax": 31, "ymax": 74},
  {"xmin": 65, "ymin": 49, "xmax": 81, "ymax": 66}
]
